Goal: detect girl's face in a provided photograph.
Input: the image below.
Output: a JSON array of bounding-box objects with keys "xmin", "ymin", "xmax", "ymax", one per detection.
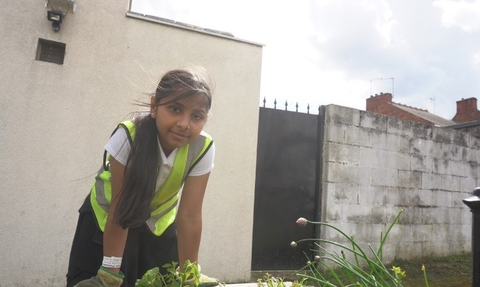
[{"xmin": 150, "ymin": 94, "xmax": 209, "ymax": 156}]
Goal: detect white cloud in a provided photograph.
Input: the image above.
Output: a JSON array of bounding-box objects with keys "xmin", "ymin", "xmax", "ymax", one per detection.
[
  {"xmin": 130, "ymin": 0, "xmax": 480, "ymax": 119},
  {"xmin": 474, "ymin": 51, "xmax": 480, "ymax": 67},
  {"xmin": 433, "ymin": 0, "xmax": 480, "ymax": 32},
  {"xmin": 375, "ymin": 3, "xmax": 395, "ymax": 48}
]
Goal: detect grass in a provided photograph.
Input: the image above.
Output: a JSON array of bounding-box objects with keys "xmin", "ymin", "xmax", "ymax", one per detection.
[
  {"xmin": 390, "ymin": 253, "xmax": 471, "ymax": 287},
  {"xmin": 253, "ymin": 252, "xmax": 472, "ymax": 286},
  {"xmin": 310, "ymin": 252, "xmax": 473, "ymax": 286}
]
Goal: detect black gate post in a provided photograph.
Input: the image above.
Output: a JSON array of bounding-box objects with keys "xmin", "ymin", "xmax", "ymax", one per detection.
[{"xmin": 462, "ymin": 187, "xmax": 480, "ymax": 287}]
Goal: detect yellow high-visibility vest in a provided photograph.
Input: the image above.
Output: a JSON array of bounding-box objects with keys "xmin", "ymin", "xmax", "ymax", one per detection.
[{"xmin": 90, "ymin": 120, "xmax": 213, "ymax": 236}]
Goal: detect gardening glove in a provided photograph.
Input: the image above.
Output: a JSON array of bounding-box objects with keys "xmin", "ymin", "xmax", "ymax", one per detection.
[{"xmin": 74, "ymin": 267, "xmax": 124, "ymax": 287}]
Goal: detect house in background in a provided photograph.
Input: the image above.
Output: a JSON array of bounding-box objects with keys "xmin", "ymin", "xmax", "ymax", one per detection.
[
  {"xmin": 366, "ymin": 93, "xmax": 480, "ymax": 136},
  {"xmin": 449, "ymin": 97, "xmax": 480, "ymax": 136},
  {"xmin": 452, "ymin": 97, "xmax": 480, "ymax": 123},
  {"xmin": 366, "ymin": 93, "xmax": 455, "ymax": 127}
]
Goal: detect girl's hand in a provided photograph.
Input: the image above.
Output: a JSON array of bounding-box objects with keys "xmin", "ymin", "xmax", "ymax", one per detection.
[{"xmin": 102, "ymin": 157, "xmax": 129, "ymax": 273}]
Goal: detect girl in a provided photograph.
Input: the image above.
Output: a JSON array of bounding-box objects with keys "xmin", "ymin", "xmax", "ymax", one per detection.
[{"xmin": 66, "ymin": 66, "xmax": 219, "ymax": 287}]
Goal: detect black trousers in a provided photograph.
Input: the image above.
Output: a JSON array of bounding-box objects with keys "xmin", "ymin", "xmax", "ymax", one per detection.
[{"xmin": 66, "ymin": 196, "xmax": 178, "ymax": 287}]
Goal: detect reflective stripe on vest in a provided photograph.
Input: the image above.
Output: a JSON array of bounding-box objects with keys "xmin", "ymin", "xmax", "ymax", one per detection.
[{"xmin": 90, "ymin": 120, "xmax": 213, "ymax": 236}]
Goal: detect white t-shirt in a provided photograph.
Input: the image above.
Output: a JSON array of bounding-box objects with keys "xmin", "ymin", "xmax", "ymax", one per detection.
[{"xmin": 104, "ymin": 127, "xmax": 215, "ymax": 190}]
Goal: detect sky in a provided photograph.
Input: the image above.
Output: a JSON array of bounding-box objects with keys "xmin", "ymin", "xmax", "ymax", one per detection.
[{"xmin": 130, "ymin": 0, "xmax": 480, "ymax": 118}]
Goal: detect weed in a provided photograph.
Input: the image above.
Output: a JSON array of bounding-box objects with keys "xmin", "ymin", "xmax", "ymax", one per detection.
[
  {"xmin": 136, "ymin": 260, "xmax": 201, "ymax": 287},
  {"xmin": 257, "ymin": 273, "xmax": 307, "ymax": 287}
]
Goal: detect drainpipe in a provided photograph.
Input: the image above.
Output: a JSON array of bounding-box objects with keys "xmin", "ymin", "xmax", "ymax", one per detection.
[{"xmin": 462, "ymin": 187, "xmax": 480, "ymax": 287}]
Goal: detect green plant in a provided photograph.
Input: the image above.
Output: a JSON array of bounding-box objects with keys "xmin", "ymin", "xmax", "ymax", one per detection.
[
  {"xmin": 257, "ymin": 272, "xmax": 307, "ymax": 287},
  {"xmin": 136, "ymin": 260, "xmax": 200, "ymax": 287},
  {"xmin": 421, "ymin": 265, "xmax": 429, "ymax": 287},
  {"xmin": 391, "ymin": 266, "xmax": 406, "ymax": 284},
  {"xmin": 291, "ymin": 209, "xmax": 430, "ymax": 287},
  {"xmin": 256, "ymin": 273, "xmax": 285, "ymax": 287}
]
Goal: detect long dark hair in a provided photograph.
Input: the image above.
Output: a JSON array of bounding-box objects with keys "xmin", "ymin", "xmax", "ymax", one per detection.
[{"xmin": 114, "ymin": 66, "xmax": 214, "ymax": 229}]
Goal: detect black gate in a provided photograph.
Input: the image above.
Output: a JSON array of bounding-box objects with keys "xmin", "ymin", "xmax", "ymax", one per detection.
[{"xmin": 251, "ymin": 106, "xmax": 324, "ymax": 270}]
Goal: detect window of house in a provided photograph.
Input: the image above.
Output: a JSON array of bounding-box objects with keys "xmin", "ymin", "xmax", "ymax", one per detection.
[{"xmin": 36, "ymin": 39, "xmax": 66, "ymax": 65}]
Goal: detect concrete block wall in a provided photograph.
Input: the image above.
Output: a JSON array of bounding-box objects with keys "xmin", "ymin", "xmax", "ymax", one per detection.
[{"xmin": 319, "ymin": 104, "xmax": 479, "ymax": 264}]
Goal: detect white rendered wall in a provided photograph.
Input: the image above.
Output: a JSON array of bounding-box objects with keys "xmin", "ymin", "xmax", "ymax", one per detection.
[{"xmin": 0, "ymin": 1, "xmax": 262, "ymax": 285}]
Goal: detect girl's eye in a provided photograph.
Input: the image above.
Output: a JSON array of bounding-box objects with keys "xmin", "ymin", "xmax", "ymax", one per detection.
[
  {"xmin": 192, "ymin": 113, "xmax": 205, "ymax": 121},
  {"xmin": 170, "ymin": 106, "xmax": 181, "ymax": 113}
]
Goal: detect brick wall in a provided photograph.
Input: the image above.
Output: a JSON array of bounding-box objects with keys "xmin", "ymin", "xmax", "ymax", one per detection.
[{"xmin": 453, "ymin": 97, "xmax": 480, "ymax": 123}]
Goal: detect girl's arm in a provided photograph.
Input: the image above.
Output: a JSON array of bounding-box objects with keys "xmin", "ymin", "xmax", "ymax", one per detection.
[
  {"xmin": 176, "ymin": 172, "xmax": 211, "ymax": 268},
  {"xmin": 103, "ymin": 157, "xmax": 129, "ymax": 273}
]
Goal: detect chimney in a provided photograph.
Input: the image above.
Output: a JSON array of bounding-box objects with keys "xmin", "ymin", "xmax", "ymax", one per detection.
[
  {"xmin": 453, "ymin": 97, "xmax": 480, "ymax": 123},
  {"xmin": 366, "ymin": 92, "xmax": 392, "ymax": 112}
]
